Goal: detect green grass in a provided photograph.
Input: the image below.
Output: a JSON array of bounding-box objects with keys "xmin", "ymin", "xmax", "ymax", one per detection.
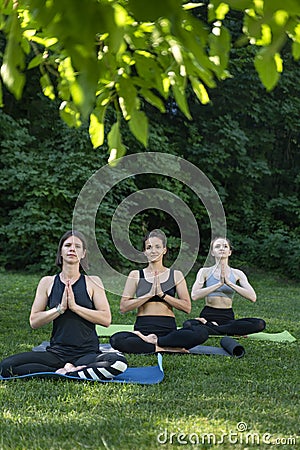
[{"xmin": 0, "ymin": 270, "xmax": 299, "ymax": 450}]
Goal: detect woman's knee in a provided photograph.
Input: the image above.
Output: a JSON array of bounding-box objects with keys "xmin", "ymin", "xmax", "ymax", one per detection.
[
  {"xmin": 0, "ymin": 361, "xmax": 9, "ymax": 377},
  {"xmin": 110, "ymin": 332, "xmax": 129, "ymax": 351},
  {"xmin": 0, "ymin": 355, "xmax": 19, "ymax": 377},
  {"xmin": 183, "ymin": 319, "xmax": 201, "ymax": 328}
]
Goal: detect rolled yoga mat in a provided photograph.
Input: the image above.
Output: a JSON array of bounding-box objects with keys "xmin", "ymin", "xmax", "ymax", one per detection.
[{"xmin": 189, "ymin": 336, "xmax": 245, "ymax": 358}]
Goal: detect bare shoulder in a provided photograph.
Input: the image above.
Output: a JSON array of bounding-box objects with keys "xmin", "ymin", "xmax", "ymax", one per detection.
[
  {"xmin": 124, "ymin": 270, "xmax": 140, "ymax": 291},
  {"xmin": 35, "ymin": 275, "xmax": 55, "ymax": 298},
  {"xmin": 127, "ymin": 270, "xmax": 140, "ymax": 279},
  {"xmin": 85, "ymin": 275, "xmax": 104, "ymax": 289},
  {"xmin": 174, "ymin": 269, "xmax": 186, "ymax": 283},
  {"xmin": 231, "ymin": 268, "xmax": 247, "ymax": 281},
  {"xmin": 38, "ymin": 275, "xmax": 55, "ymax": 288},
  {"xmin": 199, "ymin": 266, "xmax": 212, "ymax": 278}
]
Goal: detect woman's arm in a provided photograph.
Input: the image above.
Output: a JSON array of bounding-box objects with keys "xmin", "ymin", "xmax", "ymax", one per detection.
[
  {"xmin": 158, "ymin": 270, "xmax": 191, "ymax": 313},
  {"xmin": 191, "ymin": 268, "xmax": 222, "ymax": 301},
  {"xmin": 67, "ymin": 276, "xmax": 112, "ymax": 326},
  {"xmin": 29, "ymin": 276, "xmax": 65, "ymax": 329},
  {"xmin": 119, "ymin": 271, "xmax": 155, "ymax": 314},
  {"xmin": 226, "ymin": 269, "xmax": 257, "ymax": 302}
]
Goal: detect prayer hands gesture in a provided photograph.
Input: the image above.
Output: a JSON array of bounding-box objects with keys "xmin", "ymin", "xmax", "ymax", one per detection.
[
  {"xmin": 153, "ymin": 271, "xmax": 164, "ymax": 298},
  {"xmin": 60, "ymin": 281, "xmax": 76, "ymax": 312},
  {"xmin": 220, "ymin": 260, "xmax": 226, "ymax": 284},
  {"xmin": 220, "ymin": 261, "xmax": 232, "ymax": 286}
]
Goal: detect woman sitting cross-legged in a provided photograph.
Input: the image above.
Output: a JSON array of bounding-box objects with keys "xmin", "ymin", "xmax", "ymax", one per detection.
[
  {"xmin": 110, "ymin": 229, "xmax": 209, "ymax": 354},
  {"xmin": 183, "ymin": 237, "xmax": 266, "ymax": 336},
  {"xmin": 0, "ymin": 230, "xmax": 128, "ymax": 380}
]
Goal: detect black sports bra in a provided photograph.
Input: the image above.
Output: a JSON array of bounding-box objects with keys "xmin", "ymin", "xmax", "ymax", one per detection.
[{"xmin": 136, "ymin": 269, "xmax": 176, "ymax": 302}]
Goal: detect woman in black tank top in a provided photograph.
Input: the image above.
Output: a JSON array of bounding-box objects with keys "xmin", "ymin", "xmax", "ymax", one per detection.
[
  {"xmin": 0, "ymin": 231, "xmax": 127, "ymax": 380},
  {"xmin": 110, "ymin": 229, "xmax": 209, "ymax": 353}
]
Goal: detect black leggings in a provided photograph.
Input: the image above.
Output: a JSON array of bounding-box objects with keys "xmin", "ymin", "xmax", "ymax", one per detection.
[
  {"xmin": 0, "ymin": 349, "xmax": 128, "ymax": 380},
  {"xmin": 183, "ymin": 306, "xmax": 266, "ymax": 336},
  {"xmin": 110, "ymin": 316, "xmax": 209, "ymax": 354}
]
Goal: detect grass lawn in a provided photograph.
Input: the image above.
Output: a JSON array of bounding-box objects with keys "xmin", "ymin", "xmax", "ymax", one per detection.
[{"xmin": 0, "ymin": 270, "xmax": 299, "ymax": 450}]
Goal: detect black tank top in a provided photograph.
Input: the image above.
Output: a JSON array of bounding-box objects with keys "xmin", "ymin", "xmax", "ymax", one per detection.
[
  {"xmin": 47, "ymin": 274, "xmax": 99, "ymax": 358},
  {"xmin": 136, "ymin": 269, "xmax": 176, "ymax": 302}
]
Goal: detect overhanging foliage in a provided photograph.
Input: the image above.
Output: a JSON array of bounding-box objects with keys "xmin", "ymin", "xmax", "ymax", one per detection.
[{"xmin": 0, "ymin": 0, "xmax": 300, "ymax": 162}]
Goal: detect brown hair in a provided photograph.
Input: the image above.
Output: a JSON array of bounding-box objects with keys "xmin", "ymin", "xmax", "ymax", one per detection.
[
  {"xmin": 55, "ymin": 230, "xmax": 89, "ymax": 271},
  {"xmin": 210, "ymin": 237, "xmax": 233, "ymax": 254},
  {"xmin": 142, "ymin": 229, "xmax": 167, "ymax": 250}
]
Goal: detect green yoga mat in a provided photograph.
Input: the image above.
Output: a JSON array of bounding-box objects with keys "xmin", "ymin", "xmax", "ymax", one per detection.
[
  {"xmin": 245, "ymin": 330, "xmax": 296, "ymax": 343},
  {"xmin": 96, "ymin": 325, "xmax": 296, "ymax": 343},
  {"xmin": 96, "ymin": 324, "xmax": 134, "ymax": 336}
]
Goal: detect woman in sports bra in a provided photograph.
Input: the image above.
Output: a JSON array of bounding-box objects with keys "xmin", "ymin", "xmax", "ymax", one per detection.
[
  {"xmin": 184, "ymin": 237, "xmax": 266, "ymax": 336},
  {"xmin": 0, "ymin": 230, "xmax": 127, "ymax": 380},
  {"xmin": 110, "ymin": 229, "xmax": 209, "ymax": 353}
]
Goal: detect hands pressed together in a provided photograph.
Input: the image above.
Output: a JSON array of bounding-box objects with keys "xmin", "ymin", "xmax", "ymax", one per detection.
[
  {"xmin": 220, "ymin": 260, "xmax": 232, "ymax": 286},
  {"xmin": 59, "ymin": 281, "xmax": 77, "ymax": 314},
  {"xmin": 151, "ymin": 271, "xmax": 165, "ymax": 298}
]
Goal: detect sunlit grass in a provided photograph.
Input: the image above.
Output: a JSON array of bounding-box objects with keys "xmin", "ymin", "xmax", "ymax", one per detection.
[{"xmin": 0, "ymin": 271, "xmax": 299, "ymax": 450}]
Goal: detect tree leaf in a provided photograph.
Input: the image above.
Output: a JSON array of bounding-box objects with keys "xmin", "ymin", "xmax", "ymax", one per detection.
[
  {"xmin": 116, "ymin": 76, "xmax": 138, "ymax": 120},
  {"xmin": 128, "ymin": 110, "xmax": 148, "ymax": 147},
  {"xmin": 215, "ymin": 2, "xmax": 230, "ymax": 20},
  {"xmin": 72, "ymin": 60, "xmax": 99, "ymax": 119},
  {"xmin": 261, "ymin": 0, "xmax": 300, "ymax": 15},
  {"xmin": 224, "ymin": 1, "xmax": 253, "ymax": 11},
  {"xmin": 189, "ymin": 76, "xmax": 210, "ymax": 104},
  {"xmin": 107, "ymin": 121, "xmax": 127, "ymax": 166},
  {"xmin": 59, "ymin": 101, "xmax": 82, "ymax": 127},
  {"xmin": 139, "ymin": 88, "xmax": 166, "ymax": 112},
  {"xmin": 172, "ymin": 83, "xmax": 192, "ymax": 119},
  {"xmin": 0, "ymin": 13, "xmax": 25, "ymax": 100},
  {"xmin": 254, "ymin": 50, "xmax": 280, "ymax": 91},
  {"xmin": 40, "ymin": 73, "xmax": 55, "ymax": 100},
  {"xmin": 182, "ymin": 3, "xmax": 203, "ymax": 11},
  {"xmin": 134, "ymin": 52, "xmax": 165, "ymax": 96},
  {"xmin": 128, "ymin": 0, "xmax": 182, "ymax": 21},
  {"xmin": 27, "ymin": 54, "xmax": 44, "ymax": 70},
  {"xmin": 209, "ymin": 24, "xmax": 231, "ymax": 75},
  {"xmin": 292, "ymin": 41, "xmax": 300, "ymax": 60},
  {"xmin": 89, "ymin": 105, "xmax": 107, "ymax": 149}
]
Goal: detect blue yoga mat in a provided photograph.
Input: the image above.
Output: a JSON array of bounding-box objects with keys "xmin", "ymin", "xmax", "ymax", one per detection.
[{"xmin": 0, "ymin": 353, "xmax": 164, "ymax": 384}]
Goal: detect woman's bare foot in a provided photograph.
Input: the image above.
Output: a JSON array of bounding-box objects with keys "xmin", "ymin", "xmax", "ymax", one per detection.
[
  {"xmin": 196, "ymin": 317, "xmax": 207, "ymax": 324},
  {"xmin": 64, "ymin": 363, "xmax": 76, "ymax": 372},
  {"xmin": 133, "ymin": 330, "xmax": 158, "ymax": 344},
  {"xmin": 55, "ymin": 363, "xmax": 76, "ymax": 374},
  {"xmin": 67, "ymin": 365, "xmax": 87, "ymax": 372},
  {"xmin": 55, "ymin": 362, "xmax": 86, "ymax": 374},
  {"xmin": 55, "ymin": 367, "xmax": 68, "ymax": 374}
]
